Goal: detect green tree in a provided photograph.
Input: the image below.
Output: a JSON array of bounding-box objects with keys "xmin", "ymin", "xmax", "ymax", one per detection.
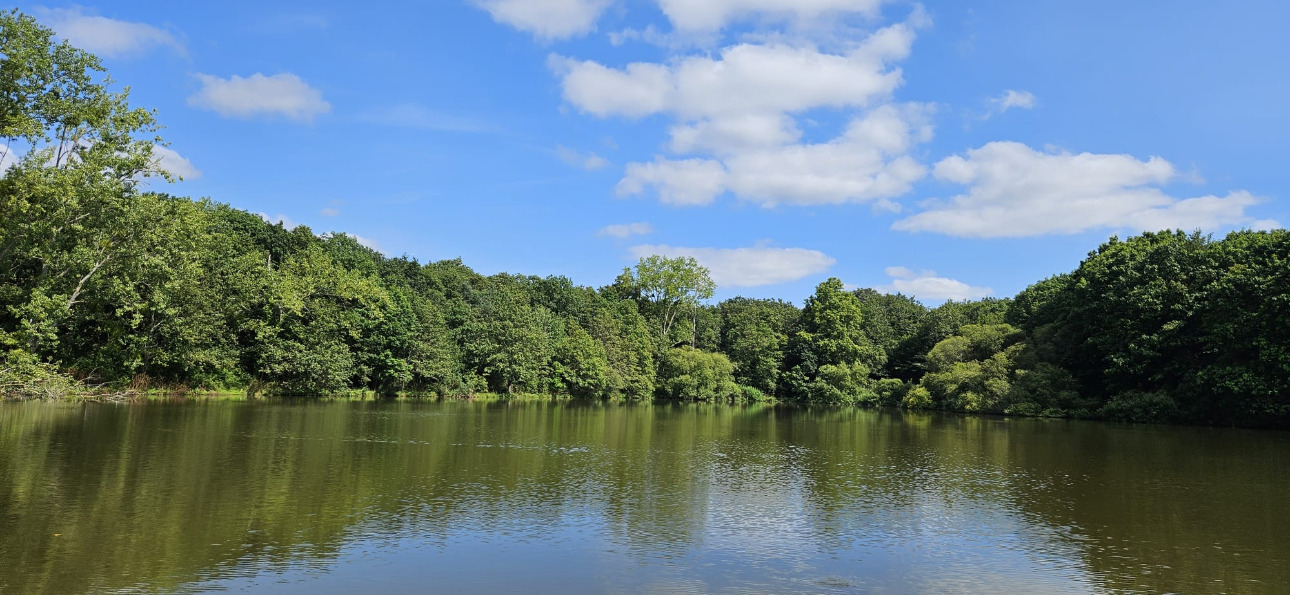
[
  {"xmin": 458, "ymin": 276, "xmax": 554, "ymax": 394},
  {"xmin": 656, "ymin": 347, "xmax": 739, "ymax": 402},
  {"xmin": 629, "ymin": 255, "xmax": 716, "ymax": 347},
  {"xmin": 550, "ymin": 323, "xmax": 610, "ymax": 398},
  {"xmin": 781, "ymin": 278, "xmax": 884, "ymax": 403},
  {"xmin": 0, "ymin": 10, "xmax": 172, "ymax": 362},
  {"xmin": 717, "ymin": 298, "xmax": 798, "ymax": 394}
]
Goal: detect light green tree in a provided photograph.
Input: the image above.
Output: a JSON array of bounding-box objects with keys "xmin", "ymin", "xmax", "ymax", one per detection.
[
  {"xmin": 629, "ymin": 255, "xmax": 716, "ymax": 347},
  {"xmin": 0, "ymin": 10, "xmax": 171, "ymax": 359}
]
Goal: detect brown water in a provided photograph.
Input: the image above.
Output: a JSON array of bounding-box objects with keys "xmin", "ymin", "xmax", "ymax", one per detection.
[{"xmin": 0, "ymin": 400, "xmax": 1286, "ymax": 594}]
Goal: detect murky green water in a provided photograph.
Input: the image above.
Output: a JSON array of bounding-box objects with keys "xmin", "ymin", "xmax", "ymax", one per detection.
[{"xmin": 0, "ymin": 400, "xmax": 1286, "ymax": 594}]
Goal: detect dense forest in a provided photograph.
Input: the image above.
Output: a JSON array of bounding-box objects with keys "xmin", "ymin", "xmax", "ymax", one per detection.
[{"xmin": 1, "ymin": 11, "xmax": 1287, "ymax": 427}]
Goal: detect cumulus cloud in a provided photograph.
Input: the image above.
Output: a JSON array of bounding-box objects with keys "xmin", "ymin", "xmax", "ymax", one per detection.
[
  {"xmin": 894, "ymin": 141, "xmax": 1267, "ymax": 238},
  {"xmin": 617, "ymin": 158, "xmax": 729, "ymax": 206},
  {"xmin": 619, "ymin": 104, "xmax": 932, "ymax": 207},
  {"xmin": 669, "ymin": 113, "xmax": 801, "ymax": 155},
  {"xmin": 151, "ymin": 145, "xmax": 200, "ymax": 180},
  {"xmin": 189, "ymin": 73, "xmax": 330, "ymax": 121},
  {"xmin": 473, "ymin": 0, "xmax": 610, "ymax": 39},
  {"xmin": 875, "ymin": 267, "xmax": 993, "ymax": 301},
  {"xmin": 557, "ymin": 146, "xmax": 610, "ymax": 170},
  {"xmin": 1250, "ymin": 219, "xmax": 1282, "ymax": 231},
  {"xmin": 553, "ymin": 23, "xmax": 915, "ymax": 119},
  {"xmin": 628, "ymin": 244, "xmax": 836, "ymax": 287},
  {"xmin": 656, "ymin": 0, "xmax": 888, "ymax": 32},
  {"xmin": 555, "ymin": 15, "xmax": 932, "ymax": 209},
  {"xmin": 39, "ymin": 8, "xmax": 181, "ymax": 58},
  {"xmin": 597, "ymin": 222, "xmax": 654, "ymax": 238}
]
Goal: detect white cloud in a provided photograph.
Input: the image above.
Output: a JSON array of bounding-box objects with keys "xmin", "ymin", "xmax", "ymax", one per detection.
[
  {"xmin": 151, "ymin": 145, "xmax": 200, "ymax": 180},
  {"xmin": 628, "ymin": 244, "xmax": 836, "ymax": 287},
  {"xmin": 721, "ymin": 104, "xmax": 930, "ymax": 206},
  {"xmin": 556, "ymin": 15, "xmax": 932, "ymax": 209},
  {"xmin": 189, "ymin": 73, "xmax": 330, "ymax": 121},
  {"xmin": 981, "ymin": 89, "xmax": 1037, "ymax": 120},
  {"xmin": 473, "ymin": 0, "xmax": 610, "ymax": 39},
  {"xmin": 875, "ymin": 267, "xmax": 993, "ymax": 301},
  {"xmin": 0, "ymin": 147, "xmax": 22, "ymax": 173},
  {"xmin": 894, "ymin": 142, "xmax": 1266, "ymax": 238},
  {"xmin": 617, "ymin": 158, "xmax": 728, "ymax": 206},
  {"xmin": 39, "ymin": 8, "xmax": 181, "ymax": 58},
  {"xmin": 557, "ymin": 146, "xmax": 610, "ymax": 170},
  {"xmin": 257, "ymin": 213, "xmax": 299, "ymax": 229},
  {"xmin": 320, "ymin": 208, "xmax": 340, "ymax": 217},
  {"xmin": 992, "ymin": 89, "xmax": 1037, "ymax": 111},
  {"xmin": 1250, "ymin": 219, "xmax": 1282, "ymax": 231},
  {"xmin": 669, "ymin": 113, "xmax": 800, "ymax": 155},
  {"xmin": 597, "ymin": 222, "xmax": 654, "ymax": 238},
  {"xmin": 554, "ymin": 23, "xmax": 914, "ymax": 119},
  {"xmin": 608, "ymin": 25, "xmax": 688, "ymax": 49},
  {"xmin": 346, "ymin": 233, "xmax": 383, "ymax": 253},
  {"xmin": 620, "ymin": 104, "xmax": 932, "ymax": 207},
  {"xmin": 656, "ymin": 0, "xmax": 888, "ymax": 32}
]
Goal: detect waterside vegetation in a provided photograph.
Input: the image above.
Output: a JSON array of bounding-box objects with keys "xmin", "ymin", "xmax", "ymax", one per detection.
[{"xmin": 1, "ymin": 11, "xmax": 1287, "ymax": 427}]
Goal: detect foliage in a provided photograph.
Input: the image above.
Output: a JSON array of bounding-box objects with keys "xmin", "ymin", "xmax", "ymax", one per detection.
[
  {"xmin": 780, "ymin": 279, "xmax": 884, "ymax": 403},
  {"xmin": 2, "ymin": 11, "xmax": 1289, "ymax": 427},
  {"xmin": 656, "ymin": 347, "xmax": 739, "ymax": 402},
  {"xmin": 717, "ymin": 298, "xmax": 798, "ymax": 394},
  {"xmin": 627, "ymin": 255, "xmax": 715, "ymax": 347},
  {"xmin": 0, "ymin": 346, "xmax": 82, "ymax": 399}
]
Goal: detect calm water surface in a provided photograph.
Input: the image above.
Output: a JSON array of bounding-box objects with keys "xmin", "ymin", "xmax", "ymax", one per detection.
[{"xmin": 1, "ymin": 400, "xmax": 1287, "ymax": 594}]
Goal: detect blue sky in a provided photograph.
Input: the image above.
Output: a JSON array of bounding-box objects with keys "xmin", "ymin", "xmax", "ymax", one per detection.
[{"xmin": 22, "ymin": 0, "xmax": 1287, "ymax": 304}]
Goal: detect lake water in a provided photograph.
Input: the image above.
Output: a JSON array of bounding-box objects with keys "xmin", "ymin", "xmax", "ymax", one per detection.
[{"xmin": 1, "ymin": 400, "xmax": 1286, "ymax": 593}]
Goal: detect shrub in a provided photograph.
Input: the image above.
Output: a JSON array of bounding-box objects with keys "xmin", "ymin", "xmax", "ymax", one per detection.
[
  {"xmin": 0, "ymin": 349, "xmax": 84, "ymax": 400},
  {"xmin": 657, "ymin": 347, "xmax": 740, "ymax": 402},
  {"xmin": 1098, "ymin": 390, "xmax": 1179, "ymax": 423}
]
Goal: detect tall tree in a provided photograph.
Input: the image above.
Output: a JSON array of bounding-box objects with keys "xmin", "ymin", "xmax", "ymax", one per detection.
[
  {"xmin": 628, "ymin": 255, "xmax": 716, "ymax": 347},
  {"xmin": 0, "ymin": 10, "xmax": 169, "ymax": 359},
  {"xmin": 781, "ymin": 278, "xmax": 885, "ymax": 403}
]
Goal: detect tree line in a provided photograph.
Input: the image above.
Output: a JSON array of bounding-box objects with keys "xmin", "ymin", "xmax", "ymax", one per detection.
[{"xmin": 1, "ymin": 10, "xmax": 1287, "ymax": 426}]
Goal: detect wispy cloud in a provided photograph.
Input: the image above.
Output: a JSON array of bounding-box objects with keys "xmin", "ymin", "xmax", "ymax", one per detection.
[
  {"xmin": 597, "ymin": 222, "xmax": 654, "ymax": 238},
  {"xmin": 980, "ymin": 89, "xmax": 1037, "ymax": 120},
  {"xmin": 628, "ymin": 243, "xmax": 835, "ymax": 287},
  {"xmin": 557, "ymin": 146, "xmax": 610, "ymax": 170},
  {"xmin": 38, "ymin": 7, "xmax": 182, "ymax": 58}
]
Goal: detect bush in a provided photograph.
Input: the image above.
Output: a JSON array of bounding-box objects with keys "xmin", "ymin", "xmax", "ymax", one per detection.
[
  {"xmin": 0, "ymin": 349, "xmax": 84, "ymax": 400},
  {"xmin": 1098, "ymin": 390, "xmax": 1179, "ymax": 423},
  {"xmin": 1004, "ymin": 363, "xmax": 1089, "ymax": 416},
  {"xmin": 657, "ymin": 347, "xmax": 740, "ymax": 402},
  {"xmin": 735, "ymin": 385, "xmax": 771, "ymax": 403},
  {"xmin": 873, "ymin": 378, "xmax": 908, "ymax": 407},
  {"xmin": 902, "ymin": 386, "xmax": 933, "ymax": 409},
  {"xmin": 804, "ymin": 362, "xmax": 875, "ymax": 404}
]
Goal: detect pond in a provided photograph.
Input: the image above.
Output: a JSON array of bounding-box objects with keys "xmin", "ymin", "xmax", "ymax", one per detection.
[{"xmin": 1, "ymin": 400, "xmax": 1286, "ymax": 593}]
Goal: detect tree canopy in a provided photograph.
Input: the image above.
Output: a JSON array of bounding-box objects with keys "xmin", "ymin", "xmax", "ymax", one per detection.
[{"xmin": 2, "ymin": 10, "xmax": 1288, "ymax": 428}]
